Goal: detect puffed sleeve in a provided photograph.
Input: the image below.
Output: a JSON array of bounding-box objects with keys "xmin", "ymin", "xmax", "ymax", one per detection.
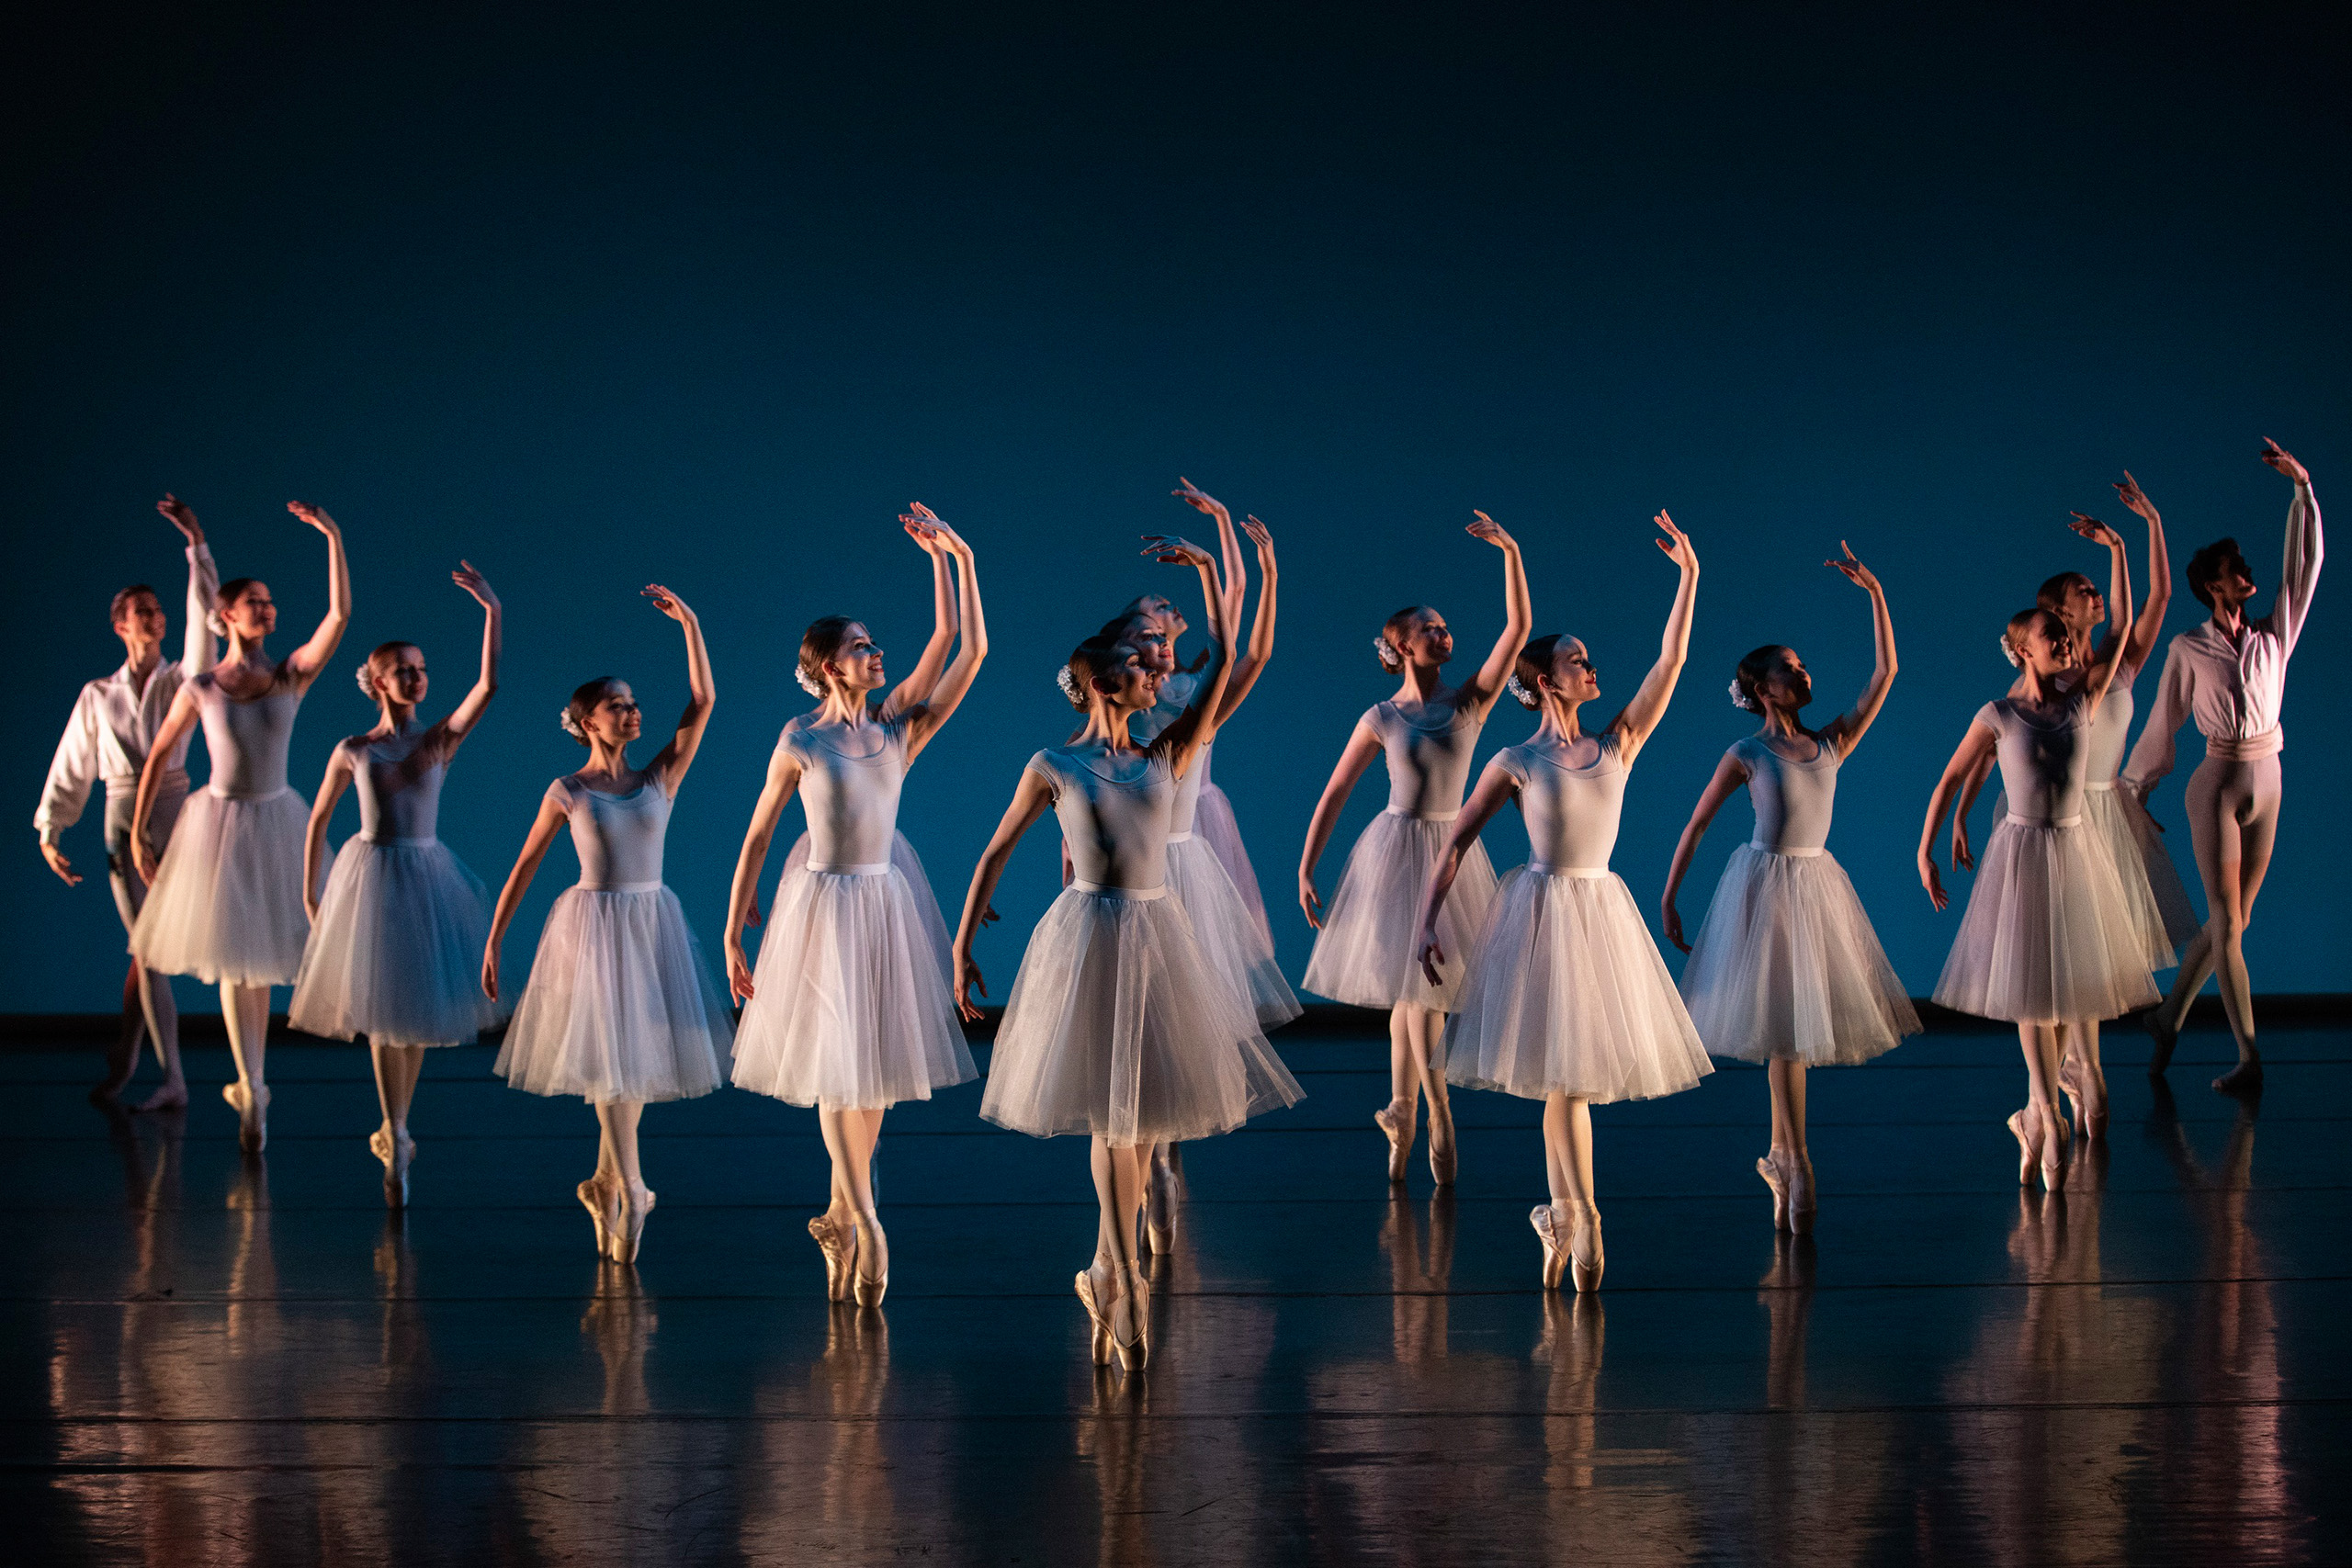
[
  {"xmin": 2275, "ymin": 479, "xmax": 2324, "ymax": 657},
  {"xmin": 1022, "ymin": 750, "xmax": 1064, "ymax": 801}
]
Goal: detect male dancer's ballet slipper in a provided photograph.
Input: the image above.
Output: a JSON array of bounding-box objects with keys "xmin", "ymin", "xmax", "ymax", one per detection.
[
  {"xmin": 808, "ymin": 1214, "xmax": 854, "ymax": 1302},
  {"xmin": 1529, "ymin": 1203, "xmax": 1567, "ymax": 1292},
  {"xmin": 1074, "ymin": 1268, "xmax": 1114, "ymax": 1367},
  {"xmin": 222, "ymin": 1081, "xmax": 270, "ymax": 1153},
  {"xmin": 1374, "ymin": 1104, "xmax": 1411, "ymax": 1185},
  {"xmin": 1567, "ymin": 1208, "xmax": 1605, "ymax": 1294},
  {"xmin": 1756, "ymin": 1152, "xmax": 1792, "ymax": 1233}
]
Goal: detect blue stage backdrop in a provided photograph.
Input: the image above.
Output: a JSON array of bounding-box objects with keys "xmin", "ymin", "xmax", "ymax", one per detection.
[{"xmin": 4, "ymin": 6, "xmax": 2345, "ymax": 1014}]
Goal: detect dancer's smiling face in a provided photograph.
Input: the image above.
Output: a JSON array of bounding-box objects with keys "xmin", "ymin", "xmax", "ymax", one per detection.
[
  {"xmin": 1116, "ymin": 620, "xmax": 1177, "ymax": 677},
  {"xmin": 582, "ymin": 682, "xmax": 643, "ymax": 746},
  {"xmin": 2005, "ymin": 610, "xmax": 2073, "ymax": 680},
  {"xmin": 824, "ymin": 622, "xmax": 887, "ymax": 694},
  {"xmin": 1093, "ymin": 649, "xmax": 1161, "ymax": 714},
  {"xmin": 368, "ymin": 645, "xmax": 428, "ymax": 708},
  {"xmin": 1752, "ymin": 648, "xmax": 1812, "ymax": 712},
  {"xmin": 1546, "ymin": 637, "xmax": 1600, "ymax": 703},
  {"xmin": 1389, "ymin": 608, "xmax": 1454, "ymax": 670},
  {"xmin": 220, "ymin": 581, "xmax": 277, "ymax": 640}
]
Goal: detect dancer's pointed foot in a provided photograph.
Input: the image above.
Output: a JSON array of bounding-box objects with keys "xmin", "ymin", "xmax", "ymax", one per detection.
[
  {"xmin": 1530, "ymin": 1203, "xmax": 1567, "ymax": 1291},
  {"xmin": 1427, "ymin": 1097, "xmax": 1458, "ymax": 1187},
  {"xmin": 2144, "ymin": 1010, "xmax": 2179, "ymax": 1076},
  {"xmin": 2213, "ymin": 1058, "xmax": 2265, "ymax": 1099},
  {"xmin": 368, "ymin": 1124, "xmax": 414, "ymax": 1209},
  {"xmin": 221, "ymin": 1081, "xmax": 269, "ymax": 1153},
  {"xmin": 1566, "ymin": 1205, "xmax": 1604, "ymax": 1294},
  {"xmin": 2056, "ymin": 1055, "xmax": 2108, "ymax": 1142},
  {"xmin": 2006, "ymin": 1109, "xmax": 2040, "ymax": 1188},
  {"xmin": 89, "ymin": 1074, "xmax": 131, "ymax": 1107},
  {"xmin": 1111, "ymin": 1262, "xmax": 1150, "ymax": 1372},
  {"xmin": 577, "ymin": 1173, "xmax": 621, "ymax": 1258},
  {"xmin": 614, "ymin": 1181, "xmax": 655, "ymax": 1265},
  {"xmin": 1756, "ymin": 1152, "xmax": 1792, "ymax": 1232},
  {"xmin": 1374, "ymin": 1102, "xmax": 1411, "ymax": 1185},
  {"xmin": 1146, "ymin": 1151, "xmax": 1181, "ymax": 1255},
  {"xmin": 1787, "ymin": 1155, "xmax": 1816, "ymax": 1236},
  {"xmin": 2037, "ymin": 1103, "xmax": 2068, "ymax": 1193},
  {"xmin": 852, "ymin": 1210, "xmax": 888, "ymax": 1307},
  {"xmin": 1076, "ymin": 1262, "xmax": 1115, "ymax": 1366},
  {"xmin": 132, "ymin": 1077, "xmax": 188, "ymax": 1113},
  {"xmin": 808, "ymin": 1213, "xmax": 854, "ymax": 1302}
]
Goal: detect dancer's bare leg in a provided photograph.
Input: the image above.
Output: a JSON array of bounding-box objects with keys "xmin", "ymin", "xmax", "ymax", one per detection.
[
  {"xmin": 2059, "ymin": 1020, "xmax": 2109, "ymax": 1137},
  {"xmin": 370, "ymin": 1043, "xmax": 426, "ymax": 1134},
  {"xmin": 129, "ymin": 958, "xmax": 185, "ymax": 1111},
  {"xmin": 1089, "ymin": 1139, "xmax": 1150, "ymax": 1356},
  {"xmin": 219, "ymin": 982, "xmax": 271, "ymax": 1149},
  {"xmin": 1542, "ymin": 1093, "xmax": 1601, "ymax": 1284},
  {"xmin": 1376, "ymin": 1004, "xmax": 1420, "ymax": 1178},
  {"xmin": 594, "ymin": 1100, "xmax": 643, "ymax": 1187},
  {"xmin": 1409, "ymin": 1005, "xmax": 1457, "ymax": 1181},
  {"xmin": 1767, "ymin": 1058, "xmax": 1814, "ymax": 1224},
  {"xmin": 819, "ymin": 1106, "xmax": 888, "ymax": 1284},
  {"xmin": 2015, "ymin": 1022, "xmax": 2065, "ymax": 1189}
]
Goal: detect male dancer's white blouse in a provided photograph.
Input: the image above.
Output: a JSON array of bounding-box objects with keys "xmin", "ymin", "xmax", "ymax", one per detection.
[
  {"xmin": 2123, "ymin": 479, "xmax": 2322, "ymax": 785},
  {"xmin": 34, "ymin": 544, "xmax": 219, "ymax": 842}
]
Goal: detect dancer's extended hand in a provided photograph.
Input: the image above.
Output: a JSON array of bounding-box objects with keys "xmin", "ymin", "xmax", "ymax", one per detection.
[
  {"xmin": 2260, "ymin": 438, "xmax": 2309, "ymax": 485},
  {"xmin": 1139, "ymin": 535, "xmax": 1213, "ymax": 567},
  {"xmin": 1416, "ymin": 926, "xmax": 1447, "ymax": 988},
  {"xmin": 39, "ymin": 842, "xmax": 80, "ymax": 887},
  {"xmin": 2067, "ymin": 513, "xmax": 2122, "ymax": 549},
  {"xmin": 1826, "ymin": 540, "xmax": 1880, "ymax": 592},
  {"xmin": 452, "ymin": 560, "xmax": 499, "ymax": 610},
  {"xmin": 133, "ymin": 834, "xmax": 161, "ymax": 884},
  {"xmin": 1170, "ymin": 477, "xmax": 1230, "ymax": 526},
  {"xmin": 1662, "ymin": 897, "xmax": 1689, "ymax": 953},
  {"xmin": 1242, "ymin": 513, "xmax": 1275, "ymax": 558},
  {"xmin": 287, "ymin": 500, "xmax": 340, "ymax": 536},
  {"xmin": 1918, "ymin": 851, "xmax": 1949, "ymax": 911},
  {"xmin": 955, "ymin": 952, "xmax": 988, "ymax": 1022},
  {"xmin": 727, "ymin": 942, "xmax": 756, "ymax": 1004},
  {"xmin": 1299, "ymin": 870, "xmax": 1325, "ymax": 931},
  {"xmin": 641, "ymin": 583, "xmax": 693, "ymax": 622},
  {"xmin": 1951, "ymin": 817, "xmax": 1976, "ymax": 872},
  {"xmin": 157, "ymin": 493, "xmax": 203, "ymax": 545},
  {"xmin": 1467, "ymin": 509, "xmax": 1516, "ymax": 549},
  {"xmin": 1654, "ymin": 509, "xmax": 1696, "ymax": 568},
  {"xmin": 481, "ymin": 947, "xmax": 501, "ymax": 1002},
  {"xmin": 2114, "ymin": 471, "xmax": 2160, "ymax": 525}
]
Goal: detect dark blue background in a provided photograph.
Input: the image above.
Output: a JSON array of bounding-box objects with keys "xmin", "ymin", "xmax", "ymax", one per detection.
[{"xmin": 6, "ymin": 3, "xmax": 2345, "ymax": 1011}]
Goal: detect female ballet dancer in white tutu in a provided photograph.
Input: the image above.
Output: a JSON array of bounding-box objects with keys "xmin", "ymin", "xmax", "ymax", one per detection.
[
  {"xmin": 1951, "ymin": 492, "xmax": 2188, "ymax": 1138},
  {"xmin": 38, "ymin": 495, "xmax": 218, "ymax": 1109},
  {"xmin": 483, "ymin": 584, "xmax": 731, "ymax": 1264},
  {"xmin": 1917, "ymin": 558, "xmax": 2160, "ymax": 1191},
  {"xmin": 953, "ymin": 535, "xmax": 1303, "ymax": 1370},
  {"xmin": 1417, "ymin": 512, "xmax": 1711, "ymax": 1292},
  {"xmin": 724, "ymin": 506, "xmax": 988, "ymax": 1306},
  {"xmin": 130, "ymin": 501, "xmax": 353, "ymax": 1151},
  {"xmin": 2125, "ymin": 441, "xmax": 2321, "ymax": 1096},
  {"xmin": 1299, "ymin": 511, "xmax": 1530, "ymax": 1187},
  {"xmin": 288, "ymin": 563, "xmax": 505, "ymax": 1206},
  {"xmin": 1659, "ymin": 544, "xmax": 1917, "ymax": 1233}
]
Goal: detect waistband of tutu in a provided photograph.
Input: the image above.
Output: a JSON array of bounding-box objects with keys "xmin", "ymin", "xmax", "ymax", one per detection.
[
  {"xmin": 2204, "ymin": 726, "xmax": 2283, "ymax": 761},
  {"xmin": 1528, "ymin": 862, "xmax": 1609, "ymax": 879},
  {"xmin": 360, "ymin": 833, "xmax": 437, "ymax": 848},
  {"xmin": 2007, "ymin": 815, "xmax": 2082, "ymax": 829},
  {"xmin": 808, "ymin": 860, "xmax": 891, "ymax": 875},
  {"xmin": 207, "ymin": 783, "xmax": 290, "ymax": 804},
  {"xmin": 1384, "ymin": 805, "xmax": 1459, "ymax": 822},
  {"xmin": 2083, "ymin": 781, "xmax": 2115, "ymax": 793},
  {"xmin": 1750, "ymin": 841, "xmax": 1826, "ymax": 857},
  {"xmin": 1165, "ymin": 830, "xmax": 1195, "ymax": 843},
  {"xmin": 578, "ymin": 879, "xmax": 663, "ymax": 894},
  {"xmin": 1069, "ymin": 878, "xmax": 1166, "ymax": 900},
  {"xmin": 105, "ymin": 768, "xmax": 186, "ymax": 797}
]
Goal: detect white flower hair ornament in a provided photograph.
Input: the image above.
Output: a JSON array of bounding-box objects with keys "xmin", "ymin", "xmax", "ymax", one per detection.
[
  {"xmin": 1056, "ymin": 664, "xmax": 1082, "ymax": 705},
  {"xmin": 356, "ymin": 660, "xmax": 380, "ymax": 699},
  {"xmin": 1373, "ymin": 636, "xmax": 1402, "ymax": 671},
  {"xmin": 1729, "ymin": 678, "xmax": 1756, "ymax": 712},
  {"xmin": 206, "ymin": 608, "xmax": 230, "ymax": 638},
  {"xmin": 796, "ymin": 665, "xmax": 826, "ymax": 698},
  {"xmin": 1505, "ymin": 672, "xmax": 1537, "ymax": 709},
  {"xmin": 558, "ymin": 705, "xmax": 586, "ymax": 740},
  {"xmin": 1997, "ymin": 633, "xmax": 2023, "ymax": 669}
]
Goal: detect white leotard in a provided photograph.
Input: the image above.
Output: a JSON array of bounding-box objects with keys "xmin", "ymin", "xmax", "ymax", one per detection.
[
  {"xmin": 1025, "ymin": 747, "xmax": 1174, "ymax": 894},
  {"xmin": 1733, "ymin": 735, "xmax": 1838, "ymax": 854},
  {"xmin": 1495, "ymin": 733, "xmax": 1627, "ymax": 873},
  {"xmin": 1979, "ymin": 691, "xmax": 2093, "ymax": 826},
  {"xmin": 193, "ymin": 673, "xmax": 302, "ymax": 799},
  {"xmin": 779, "ymin": 716, "xmax": 907, "ymax": 870},
  {"xmin": 1367, "ymin": 697, "xmax": 1483, "ymax": 819},
  {"xmin": 347, "ymin": 730, "xmax": 449, "ymax": 843},
  {"xmin": 549, "ymin": 776, "xmax": 673, "ymax": 891}
]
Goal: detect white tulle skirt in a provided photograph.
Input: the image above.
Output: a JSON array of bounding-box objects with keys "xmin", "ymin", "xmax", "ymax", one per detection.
[
  {"xmin": 1446, "ymin": 867, "xmax": 1713, "ymax": 1104},
  {"xmin": 1933, "ymin": 818, "xmax": 2164, "ymax": 1023},
  {"xmin": 129, "ymin": 786, "xmax": 311, "ymax": 987},
  {"xmin": 288, "ymin": 836, "xmax": 507, "ymax": 1047},
  {"xmin": 1195, "ymin": 782, "xmax": 1272, "ymax": 942},
  {"xmin": 1304, "ymin": 810, "xmax": 1498, "ymax": 1012},
  {"xmin": 1168, "ymin": 835, "xmax": 1301, "ymax": 1028},
  {"xmin": 981, "ymin": 886, "xmax": 1305, "ymax": 1145},
  {"xmin": 494, "ymin": 884, "xmax": 732, "ymax": 1103},
  {"xmin": 2098, "ymin": 785, "xmax": 2201, "ymax": 952},
  {"xmin": 1678, "ymin": 846, "xmax": 1920, "ymax": 1066},
  {"xmin": 730, "ymin": 831, "xmax": 977, "ymax": 1109}
]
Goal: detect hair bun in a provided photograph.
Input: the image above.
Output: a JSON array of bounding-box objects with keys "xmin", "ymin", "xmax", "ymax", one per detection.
[
  {"xmin": 1997, "ymin": 632, "xmax": 2023, "ymax": 669},
  {"xmin": 1728, "ymin": 677, "xmax": 1755, "ymax": 711},
  {"xmin": 1056, "ymin": 664, "xmax": 1082, "ymax": 705},
  {"xmin": 1505, "ymin": 672, "xmax": 1538, "ymax": 710},
  {"xmin": 356, "ymin": 660, "xmax": 379, "ymax": 699},
  {"xmin": 1373, "ymin": 635, "xmax": 1403, "ymax": 672},
  {"xmin": 205, "ymin": 609, "xmax": 229, "ymax": 637},
  {"xmin": 795, "ymin": 667, "xmax": 825, "ymax": 698},
  {"xmin": 558, "ymin": 705, "xmax": 586, "ymax": 739}
]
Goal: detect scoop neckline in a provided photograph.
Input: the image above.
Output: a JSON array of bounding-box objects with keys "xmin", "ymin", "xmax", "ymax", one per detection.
[
  {"xmin": 1384, "ymin": 696, "xmax": 1467, "ymax": 731},
  {"xmin": 1526, "ymin": 735, "xmax": 1614, "ymax": 773},
  {"xmin": 1060, "ymin": 744, "xmax": 1159, "ymax": 786},
  {"xmin": 573, "ymin": 774, "xmax": 655, "ymax": 801},
  {"xmin": 1753, "ymin": 734, "xmax": 1831, "ymax": 765}
]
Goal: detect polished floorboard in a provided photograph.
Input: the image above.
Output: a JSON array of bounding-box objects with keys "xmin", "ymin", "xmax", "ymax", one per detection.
[{"xmin": 5, "ymin": 1021, "xmax": 2346, "ymax": 1565}]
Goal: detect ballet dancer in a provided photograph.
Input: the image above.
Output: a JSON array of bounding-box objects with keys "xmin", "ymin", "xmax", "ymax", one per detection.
[
  {"xmin": 288, "ymin": 563, "xmax": 505, "ymax": 1206},
  {"xmin": 130, "ymin": 501, "xmax": 353, "ymax": 1152},
  {"xmin": 1299, "ymin": 511, "xmax": 1530, "ymax": 1187},
  {"xmin": 1917, "ymin": 536, "xmax": 2160, "ymax": 1192},
  {"xmin": 1418, "ymin": 511, "xmax": 1711, "ymax": 1292},
  {"xmin": 484, "ymin": 584, "xmax": 731, "ymax": 1264},
  {"xmin": 1659, "ymin": 543, "xmax": 1918, "ymax": 1233},
  {"xmin": 2125, "ymin": 441, "xmax": 2322, "ymax": 1095},
  {"xmin": 953, "ymin": 535, "xmax": 1303, "ymax": 1371},
  {"xmin": 38, "ymin": 495, "xmax": 218, "ymax": 1108},
  {"xmin": 725, "ymin": 506, "xmax": 989, "ymax": 1307},
  {"xmin": 1952, "ymin": 489, "xmax": 2189, "ymax": 1138}
]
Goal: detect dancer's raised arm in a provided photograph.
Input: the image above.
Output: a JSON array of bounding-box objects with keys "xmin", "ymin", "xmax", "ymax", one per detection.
[
  {"xmin": 1610, "ymin": 511, "xmax": 1701, "ymax": 762},
  {"xmin": 1413, "ymin": 761, "xmax": 1517, "ymax": 985},
  {"xmin": 2069, "ymin": 521, "xmax": 2132, "ymax": 726},
  {"xmin": 1136, "ymin": 536, "xmax": 1235, "ymax": 782},
  {"xmin": 1211, "ymin": 516, "xmax": 1280, "ymax": 719},
  {"xmin": 158, "ymin": 494, "xmax": 220, "ymax": 676},
  {"xmin": 883, "ymin": 504, "xmax": 962, "ymax": 713},
  {"xmin": 1917, "ymin": 717, "xmax": 2001, "ymax": 911},
  {"xmin": 1819, "ymin": 543, "xmax": 1897, "ymax": 758},
  {"xmin": 282, "ymin": 502, "xmax": 351, "ymax": 685},
  {"xmin": 2112, "ymin": 472, "xmax": 2172, "ymax": 675},
  {"xmin": 951, "ymin": 770, "xmax": 1057, "ymax": 1021},
  {"xmin": 641, "ymin": 585, "xmax": 715, "ymax": 792},
  {"xmin": 442, "ymin": 564, "xmax": 503, "ymax": 745},
  {"xmin": 894, "ymin": 512, "xmax": 988, "ymax": 759},
  {"xmin": 1174, "ymin": 477, "xmax": 1249, "ymax": 639},
  {"xmin": 2264, "ymin": 439, "xmax": 2323, "ymax": 651},
  {"xmin": 1456, "ymin": 511, "xmax": 1532, "ymax": 716}
]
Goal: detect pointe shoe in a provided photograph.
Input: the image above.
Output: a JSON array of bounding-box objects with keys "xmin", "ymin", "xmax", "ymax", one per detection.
[
  {"xmin": 1075, "ymin": 1268, "xmax": 1114, "ymax": 1366},
  {"xmin": 808, "ymin": 1213, "xmax": 854, "ymax": 1302},
  {"xmin": 1787, "ymin": 1158, "xmax": 1816, "ymax": 1237},
  {"xmin": 1529, "ymin": 1203, "xmax": 1567, "ymax": 1292},
  {"xmin": 577, "ymin": 1174, "xmax": 621, "ymax": 1258},
  {"xmin": 2006, "ymin": 1109, "xmax": 2041, "ymax": 1188},
  {"xmin": 369, "ymin": 1126, "xmax": 414, "ymax": 1209},
  {"xmin": 1374, "ymin": 1104, "xmax": 1411, "ymax": 1185},
  {"xmin": 852, "ymin": 1212, "xmax": 888, "ymax": 1307},
  {"xmin": 1146, "ymin": 1157, "xmax": 1180, "ymax": 1255},
  {"xmin": 613, "ymin": 1181, "xmax": 655, "ymax": 1265},
  {"xmin": 2036, "ymin": 1105, "xmax": 2067, "ymax": 1194},
  {"xmin": 1566, "ymin": 1208, "xmax": 1604, "ymax": 1294},
  {"xmin": 1428, "ymin": 1106, "xmax": 1458, "ymax": 1188},
  {"xmin": 221, "ymin": 1081, "xmax": 269, "ymax": 1153},
  {"xmin": 1111, "ymin": 1263, "xmax": 1150, "ymax": 1371},
  {"xmin": 1756, "ymin": 1153, "xmax": 1791, "ymax": 1233}
]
